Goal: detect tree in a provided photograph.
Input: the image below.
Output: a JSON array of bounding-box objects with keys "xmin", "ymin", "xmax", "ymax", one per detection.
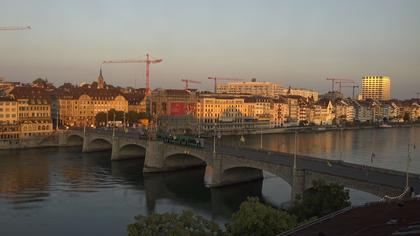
[
  {"xmin": 95, "ymin": 112, "xmax": 107, "ymax": 126},
  {"xmin": 127, "ymin": 111, "xmax": 149, "ymax": 124},
  {"xmin": 127, "ymin": 211, "xmax": 222, "ymax": 236},
  {"xmin": 225, "ymin": 197, "xmax": 296, "ymax": 236},
  {"xmin": 32, "ymin": 78, "xmax": 46, "ymax": 85},
  {"xmin": 290, "ymin": 179, "xmax": 350, "ymax": 222},
  {"xmin": 403, "ymin": 112, "xmax": 411, "ymax": 122}
]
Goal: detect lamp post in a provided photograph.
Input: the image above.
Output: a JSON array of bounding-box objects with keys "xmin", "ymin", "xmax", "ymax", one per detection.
[
  {"xmin": 112, "ymin": 112, "xmax": 116, "ymax": 138},
  {"xmin": 213, "ymin": 118, "xmax": 216, "ymax": 156},
  {"xmin": 293, "ymin": 130, "xmax": 298, "ymax": 170}
]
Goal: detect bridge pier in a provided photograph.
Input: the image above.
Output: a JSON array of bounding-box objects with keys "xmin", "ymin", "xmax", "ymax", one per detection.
[
  {"xmin": 81, "ymin": 134, "xmax": 89, "ymax": 152},
  {"xmin": 291, "ymin": 169, "xmax": 306, "ymax": 201},
  {"xmin": 143, "ymin": 141, "xmax": 166, "ymax": 173},
  {"xmin": 58, "ymin": 131, "xmax": 68, "ymax": 146},
  {"xmin": 110, "ymin": 137, "xmax": 120, "ymax": 161}
]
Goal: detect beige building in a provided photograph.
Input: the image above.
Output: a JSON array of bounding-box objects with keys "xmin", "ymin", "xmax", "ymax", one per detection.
[
  {"xmin": 216, "ymin": 79, "xmax": 282, "ymax": 98},
  {"xmin": 56, "ymin": 72, "xmax": 130, "ymax": 128},
  {"xmin": 57, "ymin": 85, "xmax": 128, "ymax": 127},
  {"xmin": 0, "ymin": 97, "xmax": 18, "ymax": 124},
  {"xmin": 281, "ymin": 87, "xmax": 319, "ymax": 101},
  {"xmin": 9, "ymin": 87, "xmax": 53, "ymax": 138},
  {"xmin": 0, "ymin": 97, "xmax": 19, "ymax": 141},
  {"xmin": 362, "ymin": 76, "xmax": 391, "ymax": 100}
]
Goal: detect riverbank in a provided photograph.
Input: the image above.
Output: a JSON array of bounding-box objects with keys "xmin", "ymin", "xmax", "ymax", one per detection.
[{"xmin": 206, "ymin": 122, "xmax": 420, "ymax": 137}]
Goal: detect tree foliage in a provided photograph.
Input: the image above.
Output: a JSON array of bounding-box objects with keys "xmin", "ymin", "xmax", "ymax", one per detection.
[
  {"xmin": 127, "ymin": 210, "xmax": 222, "ymax": 236},
  {"xmin": 225, "ymin": 197, "xmax": 296, "ymax": 236},
  {"xmin": 127, "ymin": 179, "xmax": 352, "ymax": 236},
  {"xmin": 95, "ymin": 110, "xmax": 148, "ymax": 126},
  {"xmin": 290, "ymin": 179, "xmax": 351, "ymax": 222}
]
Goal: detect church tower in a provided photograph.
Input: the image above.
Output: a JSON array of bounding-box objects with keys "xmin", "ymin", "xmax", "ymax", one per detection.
[{"xmin": 97, "ymin": 68, "xmax": 105, "ymax": 89}]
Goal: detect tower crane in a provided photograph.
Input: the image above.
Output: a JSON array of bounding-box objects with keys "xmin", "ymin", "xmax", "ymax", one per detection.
[
  {"xmin": 102, "ymin": 54, "xmax": 162, "ymax": 95},
  {"xmin": 0, "ymin": 26, "xmax": 31, "ymax": 31},
  {"xmin": 341, "ymin": 85, "xmax": 359, "ymax": 99},
  {"xmin": 326, "ymin": 78, "xmax": 354, "ymax": 92},
  {"xmin": 208, "ymin": 77, "xmax": 245, "ymax": 93},
  {"xmin": 181, "ymin": 79, "xmax": 201, "ymax": 90},
  {"xmin": 335, "ymin": 80, "xmax": 354, "ymax": 93}
]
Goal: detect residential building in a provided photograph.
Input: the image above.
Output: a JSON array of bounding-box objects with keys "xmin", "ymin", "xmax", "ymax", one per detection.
[
  {"xmin": 310, "ymin": 99, "xmax": 334, "ymax": 125},
  {"xmin": 9, "ymin": 86, "xmax": 53, "ymax": 138},
  {"xmin": 0, "ymin": 97, "xmax": 18, "ymax": 124},
  {"xmin": 56, "ymin": 72, "xmax": 129, "ymax": 127},
  {"xmin": 281, "ymin": 86, "xmax": 319, "ymax": 101},
  {"xmin": 353, "ymin": 100, "xmax": 373, "ymax": 123},
  {"xmin": 216, "ymin": 79, "xmax": 282, "ymax": 98},
  {"xmin": 362, "ymin": 76, "xmax": 391, "ymax": 100},
  {"xmin": 334, "ymin": 99, "xmax": 355, "ymax": 123},
  {"xmin": 0, "ymin": 97, "xmax": 19, "ymax": 141}
]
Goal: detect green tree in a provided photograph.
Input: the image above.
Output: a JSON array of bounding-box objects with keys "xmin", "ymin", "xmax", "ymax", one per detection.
[
  {"xmin": 108, "ymin": 109, "xmax": 124, "ymax": 121},
  {"xmin": 290, "ymin": 179, "xmax": 350, "ymax": 222},
  {"xmin": 95, "ymin": 112, "xmax": 107, "ymax": 126},
  {"xmin": 403, "ymin": 112, "xmax": 411, "ymax": 122},
  {"xmin": 33, "ymin": 78, "xmax": 46, "ymax": 84},
  {"xmin": 225, "ymin": 197, "xmax": 296, "ymax": 236},
  {"xmin": 127, "ymin": 211, "xmax": 222, "ymax": 236},
  {"xmin": 127, "ymin": 111, "xmax": 149, "ymax": 124}
]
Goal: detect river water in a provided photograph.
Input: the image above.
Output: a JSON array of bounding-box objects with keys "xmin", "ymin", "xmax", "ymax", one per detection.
[{"xmin": 0, "ymin": 127, "xmax": 418, "ymax": 235}]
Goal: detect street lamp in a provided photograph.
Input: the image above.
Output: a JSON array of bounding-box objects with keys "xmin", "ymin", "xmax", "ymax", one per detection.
[
  {"xmin": 213, "ymin": 118, "xmax": 216, "ymax": 155},
  {"xmin": 293, "ymin": 130, "xmax": 298, "ymax": 170},
  {"xmin": 112, "ymin": 112, "xmax": 116, "ymax": 138}
]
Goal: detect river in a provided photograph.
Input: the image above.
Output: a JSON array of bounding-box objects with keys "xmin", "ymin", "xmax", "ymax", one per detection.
[{"xmin": 0, "ymin": 127, "xmax": 418, "ymax": 235}]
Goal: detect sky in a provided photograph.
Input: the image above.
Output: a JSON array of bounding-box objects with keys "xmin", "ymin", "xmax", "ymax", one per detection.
[{"xmin": 0, "ymin": 0, "xmax": 419, "ymax": 99}]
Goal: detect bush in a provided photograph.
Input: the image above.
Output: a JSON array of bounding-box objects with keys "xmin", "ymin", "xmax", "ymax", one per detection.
[
  {"xmin": 127, "ymin": 211, "xmax": 222, "ymax": 236},
  {"xmin": 225, "ymin": 197, "xmax": 296, "ymax": 236},
  {"xmin": 290, "ymin": 179, "xmax": 350, "ymax": 222}
]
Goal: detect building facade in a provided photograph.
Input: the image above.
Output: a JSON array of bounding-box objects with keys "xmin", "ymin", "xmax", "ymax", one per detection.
[
  {"xmin": 9, "ymin": 87, "xmax": 53, "ymax": 138},
  {"xmin": 362, "ymin": 76, "xmax": 391, "ymax": 100},
  {"xmin": 216, "ymin": 80, "xmax": 282, "ymax": 98}
]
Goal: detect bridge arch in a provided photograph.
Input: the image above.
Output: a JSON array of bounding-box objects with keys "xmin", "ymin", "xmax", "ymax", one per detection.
[
  {"xmin": 86, "ymin": 138, "xmax": 112, "ymax": 152},
  {"xmin": 118, "ymin": 143, "xmax": 146, "ymax": 159},
  {"xmin": 163, "ymin": 152, "xmax": 207, "ymax": 170},
  {"xmin": 67, "ymin": 134, "xmax": 84, "ymax": 146},
  {"xmin": 221, "ymin": 161, "xmax": 293, "ymax": 187}
]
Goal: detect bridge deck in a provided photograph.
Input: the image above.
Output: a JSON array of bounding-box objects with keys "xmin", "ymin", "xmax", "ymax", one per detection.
[{"xmin": 210, "ymin": 144, "xmax": 420, "ymax": 194}]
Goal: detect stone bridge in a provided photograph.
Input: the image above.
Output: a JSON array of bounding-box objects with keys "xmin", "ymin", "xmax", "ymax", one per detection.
[{"xmin": 59, "ymin": 130, "xmax": 420, "ymax": 200}]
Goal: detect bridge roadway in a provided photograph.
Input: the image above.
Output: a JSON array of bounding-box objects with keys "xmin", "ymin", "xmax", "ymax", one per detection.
[{"xmin": 61, "ymin": 129, "xmax": 420, "ymax": 199}]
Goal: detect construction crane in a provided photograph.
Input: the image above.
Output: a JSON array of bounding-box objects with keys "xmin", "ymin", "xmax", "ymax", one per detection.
[
  {"xmin": 335, "ymin": 80, "xmax": 354, "ymax": 93},
  {"xmin": 181, "ymin": 79, "xmax": 201, "ymax": 90},
  {"xmin": 0, "ymin": 26, "xmax": 31, "ymax": 31},
  {"xmin": 341, "ymin": 85, "xmax": 359, "ymax": 99},
  {"xmin": 102, "ymin": 54, "xmax": 162, "ymax": 95},
  {"xmin": 208, "ymin": 77, "xmax": 245, "ymax": 93},
  {"xmin": 326, "ymin": 78, "xmax": 354, "ymax": 92}
]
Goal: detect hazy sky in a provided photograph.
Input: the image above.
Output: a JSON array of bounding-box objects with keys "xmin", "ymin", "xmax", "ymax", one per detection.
[{"xmin": 1, "ymin": 0, "xmax": 419, "ymax": 98}]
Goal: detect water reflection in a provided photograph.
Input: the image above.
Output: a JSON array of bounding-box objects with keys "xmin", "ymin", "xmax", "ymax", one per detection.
[
  {"xmin": 222, "ymin": 126, "xmax": 420, "ymax": 174},
  {"xmin": 1, "ymin": 127, "xmax": 415, "ymax": 235}
]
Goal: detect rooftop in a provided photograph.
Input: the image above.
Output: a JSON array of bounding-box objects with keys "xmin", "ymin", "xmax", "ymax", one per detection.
[{"xmin": 282, "ymin": 198, "xmax": 420, "ymax": 236}]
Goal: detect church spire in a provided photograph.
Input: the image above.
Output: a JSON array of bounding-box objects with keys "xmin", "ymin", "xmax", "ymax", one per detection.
[{"xmin": 97, "ymin": 67, "xmax": 105, "ymax": 89}]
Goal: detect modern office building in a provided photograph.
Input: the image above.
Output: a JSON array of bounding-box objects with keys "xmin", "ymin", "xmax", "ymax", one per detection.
[{"xmin": 362, "ymin": 76, "xmax": 391, "ymax": 100}]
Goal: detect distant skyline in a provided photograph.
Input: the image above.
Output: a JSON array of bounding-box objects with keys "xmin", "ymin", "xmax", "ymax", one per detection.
[{"xmin": 0, "ymin": 0, "xmax": 419, "ymax": 99}]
